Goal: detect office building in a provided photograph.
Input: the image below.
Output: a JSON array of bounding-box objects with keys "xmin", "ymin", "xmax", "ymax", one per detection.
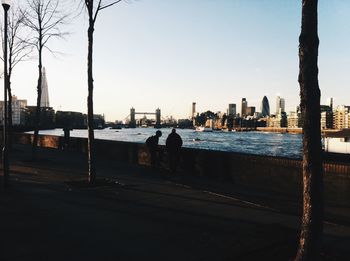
[
  {"xmin": 241, "ymin": 98, "xmax": 247, "ymax": 117},
  {"xmin": 276, "ymin": 96, "xmax": 285, "ymax": 115},
  {"xmin": 246, "ymin": 106, "xmax": 255, "ymax": 116},
  {"xmin": 227, "ymin": 103, "xmax": 236, "ymax": 117},
  {"xmin": 320, "ymin": 105, "xmax": 333, "ymax": 129},
  {"xmin": 0, "ymin": 95, "xmax": 27, "ymax": 125},
  {"xmin": 333, "ymin": 105, "xmax": 350, "ymax": 130},
  {"xmin": 261, "ymin": 96, "xmax": 270, "ymax": 117},
  {"xmin": 327, "ymin": 97, "xmax": 333, "ymax": 111},
  {"xmin": 267, "ymin": 112, "xmax": 287, "ymax": 128},
  {"xmin": 287, "ymin": 111, "xmax": 301, "ymax": 128}
]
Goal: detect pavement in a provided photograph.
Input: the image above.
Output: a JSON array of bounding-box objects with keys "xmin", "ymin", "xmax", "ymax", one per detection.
[{"xmin": 0, "ymin": 144, "xmax": 349, "ymax": 261}]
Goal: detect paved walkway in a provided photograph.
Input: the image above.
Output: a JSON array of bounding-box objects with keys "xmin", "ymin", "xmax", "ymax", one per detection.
[{"xmin": 1, "ymin": 144, "xmax": 349, "ymax": 261}]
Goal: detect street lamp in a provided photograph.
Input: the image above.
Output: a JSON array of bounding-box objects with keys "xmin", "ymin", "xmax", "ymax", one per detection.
[{"xmin": 2, "ymin": 0, "xmax": 11, "ymax": 188}]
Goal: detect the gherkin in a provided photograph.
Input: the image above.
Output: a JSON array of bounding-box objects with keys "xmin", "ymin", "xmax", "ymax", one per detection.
[{"xmin": 261, "ymin": 96, "xmax": 270, "ymax": 117}]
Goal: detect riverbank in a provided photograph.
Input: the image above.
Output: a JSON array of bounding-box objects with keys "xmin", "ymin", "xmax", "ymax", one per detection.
[
  {"xmin": 1, "ymin": 143, "xmax": 350, "ymax": 260},
  {"xmin": 256, "ymin": 127, "xmax": 303, "ymax": 134}
]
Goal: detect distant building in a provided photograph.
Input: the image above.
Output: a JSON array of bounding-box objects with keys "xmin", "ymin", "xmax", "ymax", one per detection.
[
  {"xmin": 253, "ymin": 112, "xmax": 261, "ymax": 119},
  {"xmin": 276, "ymin": 96, "xmax": 285, "ymax": 114},
  {"xmin": 287, "ymin": 111, "xmax": 301, "ymax": 128},
  {"xmin": 227, "ymin": 103, "xmax": 236, "ymax": 117},
  {"xmin": 41, "ymin": 67, "xmax": 50, "ymax": 108},
  {"xmin": 327, "ymin": 97, "xmax": 333, "ymax": 111},
  {"xmin": 333, "ymin": 105, "xmax": 350, "ymax": 130},
  {"xmin": 241, "ymin": 98, "xmax": 247, "ymax": 117},
  {"xmin": 267, "ymin": 116, "xmax": 280, "ymax": 128},
  {"xmin": 261, "ymin": 96, "xmax": 270, "ymax": 117},
  {"xmin": 12, "ymin": 96, "xmax": 27, "ymax": 125},
  {"xmin": 267, "ymin": 112, "xmax": 287, "ymax": 128},
  {"xmin": 0, "ymin": 95, "xmax": 27, "ymax": 125},
  {"xmin": 320, "ymin": 105, "xmax": 333, "ymax": 129},
  {"xmin": 163, "ymin": 116, "xmax": 177, "ymax": 127},
  {"xmin": 246, "ymin": 106, "xmax": 255, "ymax": 116}
]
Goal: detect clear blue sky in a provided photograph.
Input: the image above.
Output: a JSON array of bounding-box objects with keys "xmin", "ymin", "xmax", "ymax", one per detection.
[{"xmin": 7, "ymin": 0, "xmax": 350, "ymax": 121}]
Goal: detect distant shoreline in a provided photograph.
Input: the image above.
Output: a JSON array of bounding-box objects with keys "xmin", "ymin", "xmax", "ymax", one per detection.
[
  {"xmin": 256, "ymin": 127, "xmax": 343, "ymax": 135},
  {"xmin": 256, "ymin": 127, "xmax": 302, "ymax": 134}
]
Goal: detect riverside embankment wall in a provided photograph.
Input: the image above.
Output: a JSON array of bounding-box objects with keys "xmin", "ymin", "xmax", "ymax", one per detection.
[{"xmin": 12, "ymin": 133, "xmax": 350, "ymax": 206}]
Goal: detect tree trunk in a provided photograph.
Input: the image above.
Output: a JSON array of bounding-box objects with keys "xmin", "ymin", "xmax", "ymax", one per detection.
[
  {"xmin": 8, "ymin": 53, "xmax": 13, "ymax": 148},
  {"xmin": 87, "ymin": 3, "xmax": 96, "ymax": 184},
  {"xmin": 295, "ymin": 0, "xmax": 323, "ymax": 260},
  {"xmin": 32, "ymin": 48, "xmax": 42, "ymax": 160},
  {"xmin": 7, "ymin": 79, "xmax": 12, "ymax": 148}
]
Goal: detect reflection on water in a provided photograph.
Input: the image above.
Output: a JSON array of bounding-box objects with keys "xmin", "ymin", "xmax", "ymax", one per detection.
[{"xmin": 32, "ymin": 128, "xmax": 303, "ymax": 159}]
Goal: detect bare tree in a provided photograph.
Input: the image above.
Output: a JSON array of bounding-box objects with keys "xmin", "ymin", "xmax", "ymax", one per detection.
[
  {"xmin": 1, "ymin": 6, "xmax": 33, "ymax": 141},
  {"xmin": 21, "ymin": 0, "xmax": 68, "ymax": 159},
  {"xmin": 295, "ymin": 0, "xmax": 323, "ymax": 260},
  {"xmin": 83, "ymin": 0, "xmax": 124, "ymax": 184}
]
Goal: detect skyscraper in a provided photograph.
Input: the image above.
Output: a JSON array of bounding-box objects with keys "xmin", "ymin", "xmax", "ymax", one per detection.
[
  {"xmin": 276, "ymin": 96, "xmax": 285, "ymax": 115},
  {"xmin": 40, "ymin": 67, "xmax": 50, "ymax": 107},
  {"xmin": 327, "ymin": 97, "xmax": 333, "ymax": 111},
  {"xmin": 261, "ymin": 96, "xmax": 270, "ymax": 117},
  {"xmin": 280, "ymin": 98, "xmax": 285, "ymax": 113},
  {"xmin": 228, "ymin": 103, "xmax": 236, "ymax": 116},
  {"xmin": 246, "ymin": 106, "xmax": 255, "ymax": 116},
  {"xmin": 241, "ymin": 98, "xmax": 247, "ymax": 117}
]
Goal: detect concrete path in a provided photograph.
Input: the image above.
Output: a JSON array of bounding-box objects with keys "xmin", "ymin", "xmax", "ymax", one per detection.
[{"xmin": 1, "ymin": 144, "xmax": 349, "ymax": 261}]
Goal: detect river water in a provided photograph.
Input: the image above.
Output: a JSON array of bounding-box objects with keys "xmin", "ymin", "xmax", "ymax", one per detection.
[{"xmin": 34, "ymin": 128, "xmax": 303, "ymax": 159}]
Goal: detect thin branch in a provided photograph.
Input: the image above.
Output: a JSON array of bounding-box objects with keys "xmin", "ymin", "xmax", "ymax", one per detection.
[
  {"xmin": 98, "ymin": 0, "xmax": 123, "ymax": 11},
  {"xmin": 0, "ymin": 4, "xmax": 34, "ymax": 73},
  {"xmin": 93, "ymin": 0, "xmax": 103, "ymax": 23},
  {"xmin": 21, "ymin": 0, "xmax": 70, "ymax": 56}
]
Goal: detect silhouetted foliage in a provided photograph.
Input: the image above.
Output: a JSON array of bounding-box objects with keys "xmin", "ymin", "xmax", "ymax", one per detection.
[
  {"xmin": 195, "ymin": 110, "xmax": 218, "ymax": 126},
  {"xmin": 24, "ymin": 106, "xmax": 55, "ymax": 129},
  {"xmin": 55, "ymin": 111, "xmax": 86, "ymax": 129}
]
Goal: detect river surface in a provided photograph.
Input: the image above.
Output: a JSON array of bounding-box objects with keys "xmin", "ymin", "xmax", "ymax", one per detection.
[{"xmin": 34, "ymin": 128, "xmax": 303, "ymax": 159}]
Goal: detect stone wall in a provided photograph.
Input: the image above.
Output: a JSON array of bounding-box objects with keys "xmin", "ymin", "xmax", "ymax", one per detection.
[{"xmin": 12, "ymin": 133, "xmax": 349, "ymax": 205}]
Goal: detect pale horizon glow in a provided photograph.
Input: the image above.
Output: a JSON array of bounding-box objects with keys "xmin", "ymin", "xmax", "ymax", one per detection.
[{"xmin": 3, "ymin": 0, "xmax": 350, "ymax": 121}]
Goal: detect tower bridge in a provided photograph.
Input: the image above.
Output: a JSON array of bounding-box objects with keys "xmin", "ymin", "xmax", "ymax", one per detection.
[{"xmin": 129, "ymin": 107, "xmax": 161, "ymax": 128}]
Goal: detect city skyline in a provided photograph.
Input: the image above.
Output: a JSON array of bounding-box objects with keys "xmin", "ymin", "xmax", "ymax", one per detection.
[{"xmin": 3, "ymin": 1, "xmax": 350, "ymax": 121}]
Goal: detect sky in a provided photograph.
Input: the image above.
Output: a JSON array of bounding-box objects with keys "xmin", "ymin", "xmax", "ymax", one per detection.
[{"xmin": 4, "ymin": 0, "xmax": 350, "ymax": 122}]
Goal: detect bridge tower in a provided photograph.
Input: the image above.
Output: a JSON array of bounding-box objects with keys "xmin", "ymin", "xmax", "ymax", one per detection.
[
  {"xmin": 155, "ymin": 108, "xmax": 161, "ymax": 128},
  {"xmin": 192, "ymin": 102, "xmax": 196, "ymax": 126},
  {"xmin": 130, "ymin": 107, "xmax": 136, "ymax": 128}
]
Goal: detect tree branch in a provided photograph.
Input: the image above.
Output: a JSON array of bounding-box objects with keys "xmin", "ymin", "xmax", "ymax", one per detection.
[{"xmin": 98, "ymin": 0, "xmax": 123, "ymax": 11}]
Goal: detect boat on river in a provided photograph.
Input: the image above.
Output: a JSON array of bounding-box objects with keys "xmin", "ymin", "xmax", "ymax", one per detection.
[{"xmin": 196, "ymin": 126, "xmax": 213, "ymax": 132}]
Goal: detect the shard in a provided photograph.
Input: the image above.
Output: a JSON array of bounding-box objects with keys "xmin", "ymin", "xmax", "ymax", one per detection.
[{"xmin": 40, "ymin": 67, "xmax": 50, "ymax": 107}]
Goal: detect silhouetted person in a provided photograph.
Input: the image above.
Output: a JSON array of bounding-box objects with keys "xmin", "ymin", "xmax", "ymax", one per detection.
[
  {"xmin": 166, "ymin": 128, "xmax": 183, "ymax": 172},
  {"xmin": 146, "ymin": 130, "xmax": 162, "ymax": 167},
  {"xmin": 62, "ymin": 126, "xmax": 72, "ymax": 150}
]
